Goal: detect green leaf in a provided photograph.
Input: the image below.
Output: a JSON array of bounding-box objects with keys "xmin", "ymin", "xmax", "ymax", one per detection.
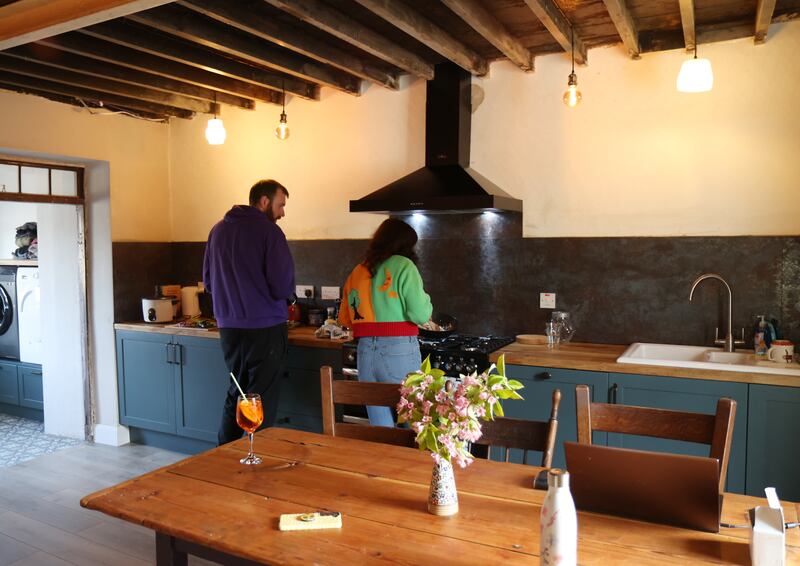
[
  {"xmin": 497, "ymin": 354, "xmax": 506, "ymax": 377},
  {"xmin": 494, "ymin": 400, "xmax": 505, "ymax": 417},
  {"xmin": 404, "ymin": 374, "xmax": 425, "ymax": 387},
  {"xmin": 508, "ymin": 391, "xmax": 524, "ymax": 400},
  {"xmin": 430, "ymin": 368, "xmax": 445, "ymax": 379},
  {"xmin": 507, "ymin": 379, "xmax": 524, "ymax": 390},
  {"xmin": 421, "ymin": 355, "xmax": 432, "ymax": 374}
]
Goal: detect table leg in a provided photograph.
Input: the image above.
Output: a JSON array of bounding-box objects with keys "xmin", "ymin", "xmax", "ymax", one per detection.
[{"xmin": 156, "ymin": 532, "xmax": 188, "ymax": 566}]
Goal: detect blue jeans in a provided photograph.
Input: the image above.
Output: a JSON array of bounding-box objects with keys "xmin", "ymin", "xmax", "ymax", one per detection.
[{"xmin": 357, "ymin": 336, "xmax": 421, "ymax": 427}]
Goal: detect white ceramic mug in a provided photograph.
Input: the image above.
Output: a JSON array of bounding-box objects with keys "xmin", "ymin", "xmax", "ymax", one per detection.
[{"xmin": 767, "ymin": 340, "xmax": 794, "ymax": 364}]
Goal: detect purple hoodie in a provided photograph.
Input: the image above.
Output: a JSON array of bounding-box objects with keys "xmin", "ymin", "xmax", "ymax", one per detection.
[{"xmin": 203, "ymin": 205, "xmax": 295, "ymax": 329}]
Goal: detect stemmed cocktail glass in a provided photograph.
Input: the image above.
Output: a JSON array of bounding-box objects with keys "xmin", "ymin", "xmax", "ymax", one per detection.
[{"xmin": 237, "ymin": 393, "xmax": 264, "ymax": 465}]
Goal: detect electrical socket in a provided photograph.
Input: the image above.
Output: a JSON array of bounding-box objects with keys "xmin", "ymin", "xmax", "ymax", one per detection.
[
  {"xmin": 321, "ymin": 286, "xmax": 340, "ymax": 300},
  {"xmin": 540, "ymin": 292, "xmax": 556, "ymax": 309},
  {"xmin": 296, "ymin": 285, "xmax": 314, "ymax": 299}
]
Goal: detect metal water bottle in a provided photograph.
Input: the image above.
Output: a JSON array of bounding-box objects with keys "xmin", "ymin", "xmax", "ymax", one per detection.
[{"xmin": 540, "ymin": 469, "xmax": 577, "ymax": 566}]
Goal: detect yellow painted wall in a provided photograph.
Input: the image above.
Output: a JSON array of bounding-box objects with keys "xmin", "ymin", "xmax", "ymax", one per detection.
[
  {"xmin": 0, "ymin": 92, "xmax": 171, "ymax": 241},
  {"xmin": 170, "ymin": 21, "xmax": 800, "ymax": 240}
]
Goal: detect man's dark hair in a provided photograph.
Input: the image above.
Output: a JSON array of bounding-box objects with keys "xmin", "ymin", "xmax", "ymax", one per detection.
[
  {"xmin": 249, "ymin": 179, "xmax": 288, "ymax": 206},
  {"xmin": 364, "ymin": 218, "xmax": 419, "ymax": 276}
]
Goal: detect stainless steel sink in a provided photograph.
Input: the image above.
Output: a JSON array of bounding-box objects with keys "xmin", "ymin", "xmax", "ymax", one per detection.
[{"xmin": 617, "ymin": 343, "xmax": 800, "ymax": 376}]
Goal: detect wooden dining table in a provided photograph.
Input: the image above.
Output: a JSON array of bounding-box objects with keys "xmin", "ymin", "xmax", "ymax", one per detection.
[{"xmin": 81, "ymin": 428, "xmax": 800, "ymax": 565}]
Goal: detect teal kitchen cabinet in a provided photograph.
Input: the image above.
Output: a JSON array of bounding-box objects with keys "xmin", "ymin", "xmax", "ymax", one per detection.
[
  {"xmin": 18, "ymin": 364, "xmax": 43, "ymax": 410},
  {"xmin": 116, "ymin": 331, "xmax": 177, "ymax": 433},
  {"xmin": 607, "ymin": 373, "xmax": 748, "ymax": 494},
  {"xmin": 275, "ymin": 346, "xmax": 340, "ymax": 434},
  {"xmin": 746, "ymin": 384, "xmax": 800, "ymax": 501},
  {"xmin": 503, "ymin": 365, "xmax": 609, "ymax": 469},
  {"xmin": 174, "ymin": 335, "xmax": 230, "ymax": 442},
  {"xmin": 0, "ymin": 360, "xmax": 19, "ymax": 405}
]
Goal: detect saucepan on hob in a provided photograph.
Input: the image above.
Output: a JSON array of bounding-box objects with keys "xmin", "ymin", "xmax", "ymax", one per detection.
[{"xmin": 418, "ymin": 312, "xmax": 457, "ymax": 339}]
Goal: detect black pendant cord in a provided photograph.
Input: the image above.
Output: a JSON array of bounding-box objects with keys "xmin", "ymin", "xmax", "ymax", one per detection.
[
  {"xmin": 281, "ymin": 78, "xmax": 286, "ymax": 113},
  {"xmin": 571, "ymin": 27, "xmax": 575, "ymax": 73}
]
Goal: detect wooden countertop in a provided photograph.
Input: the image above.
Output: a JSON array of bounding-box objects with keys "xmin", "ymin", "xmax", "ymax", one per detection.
[
  {"xmin": 0, "ymin": 259, "xmax": 37, "ymax": 266},
  {"xmin": 491, "ymin": 341, "xmax": 800, "ymax": 387},
  {"xmin": 114, "ymin": 322, "xmax": 347, "ymax": 350}
]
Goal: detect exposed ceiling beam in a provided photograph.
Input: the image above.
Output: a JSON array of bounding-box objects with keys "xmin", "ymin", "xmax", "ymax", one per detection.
[
  {"xmin": 0, "ymin": 53, "xmax": 214, "ymax": 113},
  {"xmin": 0, "ymin": 82, "xmax": 167, "ymax": 121},
  {"xmin": 350, "ymin": 0, "xmax": 488, "ymax": 76},
  {"xmin": 0, "ymin": 69, "xmax": 193, "ymax": 118},
  {"xmin": 128, "ymin": 4, "xmax": 362, "ymax": 94},
  {"xmin": 262, "ymin": 0, "xmax": 433, "ymax": 80},
  {"xmin": 522, "ymin": 0, "xmax": 587, "ymax": 65},
  {"xmin": 754, "ymin": 0, "xmax": 778, "ymax": 43},
  {"xmin": 602, "ymin": 0, "xmax": 640, "ymax": 58},
  {"xmin": 640, "ymin": 20, "xmax": 758, "ymax": 53},
  {"xmin": 180, "ymin": 0, "xmax": 399, "ymax": 90},
  {"xmin": 82, "ymin": 20, "xmax": 317, "ymax": 100},
  {"xmin": 6, "ymin": 43, "xmax": 255, "ymax": 109},
  {"xmin": 441, "ymin": 0, "xmax": 533, "ymax": 71},
  {"xmin": 40, "ymin": 34, "xmax": 285, "ymax": 104},
  {"xmin": 678, "ymin": 0, "xmax": 696, "ymax": 52},
  {"xmin": 0, "ymin": 0, "xmax": 173, "ymax": 50}
]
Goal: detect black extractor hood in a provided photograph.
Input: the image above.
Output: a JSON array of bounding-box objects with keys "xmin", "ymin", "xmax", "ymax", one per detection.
[{"xmin": 350, "ymin": 63, "xmax": 522, "ymax": 215}]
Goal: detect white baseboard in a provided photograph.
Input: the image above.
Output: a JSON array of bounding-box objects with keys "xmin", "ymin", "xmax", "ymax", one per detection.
[{"xmin": 93, "ymin": 423, "xmax": 131, "ymax": 446}]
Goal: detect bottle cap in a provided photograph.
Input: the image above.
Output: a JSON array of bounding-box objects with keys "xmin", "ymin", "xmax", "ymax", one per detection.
[{"xmin": 548, "ymin": 468, "xmax": 569, "ymax": 488}]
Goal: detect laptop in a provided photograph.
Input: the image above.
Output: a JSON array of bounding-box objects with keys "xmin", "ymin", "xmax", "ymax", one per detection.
[{"xmin": 563, "ymin": 442, "xmax": 722, "ymax": 533}]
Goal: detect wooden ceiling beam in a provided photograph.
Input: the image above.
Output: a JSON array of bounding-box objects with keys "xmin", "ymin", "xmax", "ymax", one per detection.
[
  {"xmin": 40, "ymin": 34, "xmax": 285, "ymax": 105},
  {"xmin": 441, "ymin": 0, "xmax": 533, "ymax": 71},
  {"xmin": 180, "ymin": 0, "xmax": 400, "ymax": 90},
  {"xmin": 350, "ymin": 0, "xmax": 488, "ymax": 76},
  {"xmin": 0, "ymin": 0, "xmax": 172, "ymax": 50},
  {"xmin": 754, "ymin": 0, "xmax": 778, "ymax": 43},
  {"xmin": 6, "ymin": 44, "xmax": 255, "ymax": 109},
  {"xmin": 522, "ymin": 0, "xmax": 587, "ymax": 65},
  {"xmin": 602, "ymin": 0, "xmax": 640, "ymax": 59},
  {"xmin": 0, "ymin": 53, "xmax": 214, "ymax": 113},
  {"xmin": 678, "ymin": 0, "xmax": 696, "ymax": 52},
  {"xmin": 84, "ymin": 20, "xmax": 316, "ymax": 100},
  {"xmin": 129, "ymin": 4, "xmax": 362, "ymax": 94},
  {"xmin": 0, "ymin": 69, "xmax": 193, "ymax": 118},
  {"xmin": 640, "ymin": 20, "xmax": 758, "ymax": 53},
  {"xmin": 262, "ymin": 0, "xmax": 433, "ymax": 80}
]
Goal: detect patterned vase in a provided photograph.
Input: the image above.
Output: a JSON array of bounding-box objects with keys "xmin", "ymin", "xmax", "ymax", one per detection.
[{"xmin": 427, "ymin": 458, "xmax": 459, "ymax": 516}]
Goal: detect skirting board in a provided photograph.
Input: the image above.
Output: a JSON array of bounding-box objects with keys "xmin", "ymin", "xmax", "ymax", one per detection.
[{"xmin": 94, "ymin": 423, "xmax": 131, "ymax": 446}]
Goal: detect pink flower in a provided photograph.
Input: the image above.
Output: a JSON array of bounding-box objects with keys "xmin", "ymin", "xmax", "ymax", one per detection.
[
  {"xmin": 415, "ymin": 392, "xmax": 424, "ymax": 402},
  {"xmin": 479, "ymin": 390, "xmax": 489, "ymax": 400},
  {"xmin": 491, "ymin": 383, "xmax": 502, "ymax": 391},
  {"xmin": 411, "ymin": 422, "xmax": 423, "ymax": 433},
  {"xmin": 431, "ymin": 452, "xmax": 442, "ymax": 464},
  {"xmin": 436, "ymin": 404, "xmax": 449, "ymax": 417},
  {"xmin": 487, "ymin": 395, "xmax": 497, "ymax": 405},
  {"xmin": 422, "ymin": 400, "xmax": 433, "ymax": 415},
  {"xmin": 474, "ymin": 405, "xmax": 486, "ymax": 418}
]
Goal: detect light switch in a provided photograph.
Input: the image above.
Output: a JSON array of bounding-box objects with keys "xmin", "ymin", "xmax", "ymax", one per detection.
[
  {"xmin": 321, "ymin": 286, "xmax": 340, "ymax": 300},
  {"xmin": 540, "ymin": 292, "xmax": 556, "ymax": 309}
]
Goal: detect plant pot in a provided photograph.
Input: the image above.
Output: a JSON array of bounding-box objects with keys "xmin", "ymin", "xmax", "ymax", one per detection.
[{"xmin": 427, "ymin": 459, "xmax": 458, "ymax": 516}]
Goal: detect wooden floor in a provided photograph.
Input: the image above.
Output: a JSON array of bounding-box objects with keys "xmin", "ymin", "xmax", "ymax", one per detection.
[{"xmin": 0, "ymin": 442, "xmax": 217, "ymax": 565}]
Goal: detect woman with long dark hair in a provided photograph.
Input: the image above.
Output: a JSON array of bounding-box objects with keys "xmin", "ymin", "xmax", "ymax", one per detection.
[{"xmin": 338, "ymin": 218, "xmax": 433, "ymax": 427}]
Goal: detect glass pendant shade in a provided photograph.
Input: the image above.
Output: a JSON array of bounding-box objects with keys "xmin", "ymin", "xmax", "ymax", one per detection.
[
  {"xmin": 563, "ymin": 72, "xmax": 581, "ymax": 107},
  {"xmin": 677, "ymin": 57, "xmax": 713, "ymax": 92},
  {"xmin": 205, "ymin": 117, "xmax": 226, "ymax": 145},
  {"xmin": 275, "ymin": 112, "xmax": 290, "ymax": 140}
]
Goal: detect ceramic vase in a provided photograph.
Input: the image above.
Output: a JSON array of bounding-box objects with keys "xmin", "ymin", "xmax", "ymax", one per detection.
[{"xmin": 428, "ymin": 458, "xmax": 459, "ymax": 516}]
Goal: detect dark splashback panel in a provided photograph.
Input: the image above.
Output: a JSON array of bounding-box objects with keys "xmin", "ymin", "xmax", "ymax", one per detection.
[{"xmin": 112, "ymin": 235, "xmax": 800, "ymax": 346}]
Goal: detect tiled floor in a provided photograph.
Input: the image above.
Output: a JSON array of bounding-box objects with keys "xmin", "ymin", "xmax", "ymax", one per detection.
[
  {"xmin": 0, "ymin": 441, "xmax": 216, "ymax": 565},
  {"xmin": 0, "ymin": 415, "xmax": 82, "ymax": 468}
]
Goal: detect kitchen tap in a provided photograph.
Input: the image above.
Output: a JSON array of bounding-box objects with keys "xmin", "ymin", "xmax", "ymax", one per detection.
[{"xmin": 688, "ymin": 273, "xmax": 744, "ymax": 353}]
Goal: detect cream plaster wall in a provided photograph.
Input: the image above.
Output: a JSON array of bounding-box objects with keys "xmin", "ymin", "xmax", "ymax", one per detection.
[
  {"xmin": 170, "ymin": 21, "xmax": 800, "ymax": 241},
  {"xmin": 0, "ymin": 92, "xmax": 170, "ymax": 241}
]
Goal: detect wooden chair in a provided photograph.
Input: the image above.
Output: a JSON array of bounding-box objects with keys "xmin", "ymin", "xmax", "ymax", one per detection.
[
  {"xmin": 320, "ymin": 366, "xmax": 416, "ymax": 448},
  {"xmin": 473, "ymin": 389, "xmax": 562, "ymax": 468},
  {"xmin": 574, "ymin": 384, "xmax": 736, "ymax": 491}
]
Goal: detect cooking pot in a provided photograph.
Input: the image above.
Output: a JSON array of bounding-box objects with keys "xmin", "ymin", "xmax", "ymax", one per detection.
[
  {"xmin": 418, "ymin": 312, "xmax": 457, "ymax": 339},
  {"xmin": 142, "ymin": 296, "xmax": 173, "ymax": 323}
]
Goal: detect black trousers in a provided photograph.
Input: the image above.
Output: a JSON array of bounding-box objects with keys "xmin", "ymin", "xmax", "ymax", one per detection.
[{"xmin": 218, "ymin": 323, "xmax": 288, "ymax": 445}]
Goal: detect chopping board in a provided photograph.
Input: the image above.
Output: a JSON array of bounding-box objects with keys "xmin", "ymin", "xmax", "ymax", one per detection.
[{"xmin": 515, "ymin": 334, "xmax": 548, "ymax": 345}]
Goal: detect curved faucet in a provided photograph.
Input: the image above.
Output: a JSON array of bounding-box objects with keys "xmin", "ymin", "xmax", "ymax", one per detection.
[{"xmin": 688, "ymin": 273, "xmax": 738, "ymax": 352}]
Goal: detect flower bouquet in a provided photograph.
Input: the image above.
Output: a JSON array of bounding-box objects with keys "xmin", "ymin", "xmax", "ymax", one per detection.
[{"xmin": 396, "ymin": 354, "xmax": 524, "ymax": 515}]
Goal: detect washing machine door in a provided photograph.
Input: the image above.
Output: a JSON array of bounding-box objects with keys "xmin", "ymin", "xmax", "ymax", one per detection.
[{"xmin": 0, "ymin": 283, "xmax": 12, "ymax": 335}]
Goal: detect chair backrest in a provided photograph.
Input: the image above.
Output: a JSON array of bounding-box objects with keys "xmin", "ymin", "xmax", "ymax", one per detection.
[
  {"xmin": 474, "ymin": 389, "xmax": 561, "ymax": 467},
  {"xmin": 320, "ymin": 366, "xmax": 416, "ymax": 448},
  {"xmin": 574, "ymin": 384, "xmax": 736, "ymax": 491}
]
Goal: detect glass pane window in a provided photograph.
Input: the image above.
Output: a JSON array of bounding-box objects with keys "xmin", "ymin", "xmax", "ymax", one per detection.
[
  {"xmin": 21, "ymin": 166, "xmax": 49, "ymax": 195},
  {"xmin": 51, "ymin": 169, "xmax": 78, "ymax": 197},
  {"xmin": 0, "ymin": 163, "xmax": 19, "ymax": 193}
]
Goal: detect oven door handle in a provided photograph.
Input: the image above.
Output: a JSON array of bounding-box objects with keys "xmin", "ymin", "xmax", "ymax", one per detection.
[{"xmin": 342, "ymin": 368, "xmax": 359, "ymax": 378}]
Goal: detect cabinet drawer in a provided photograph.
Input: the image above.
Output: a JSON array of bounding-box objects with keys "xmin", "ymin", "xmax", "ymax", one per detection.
[
  {"xmin": 279, "ymin": 368, "xmax": 324, "ymax": 417},
  {"xmin": 18, "ymin": 365, "xmax": 43, "ymax": 410},
  {"xmin": 274, "ymin": 411, "xmax": 322, "ymax": 434},
  {"xmin": 0, "ymin": 361, "xmax": 19, "ymax": 405}
]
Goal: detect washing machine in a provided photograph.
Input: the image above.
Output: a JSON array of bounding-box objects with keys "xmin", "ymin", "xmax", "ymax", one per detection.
[
  {"xmin": 0, "ymin": 266, "xmax": 19, "ymax": 360},
  {"xmin": 16, "ymin": 267, "xmax": 41, "ymax": 364}
]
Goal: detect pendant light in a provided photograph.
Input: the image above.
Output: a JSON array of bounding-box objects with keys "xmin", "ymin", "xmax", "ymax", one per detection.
[
  {"xmin": 275, "ymin": 81, "xmax": 290, "ymax": 140},
  {"xmin": 677, "ymin": 44, "xmax": 713, "ymax": 93},
  {"xmin": 205, "ymin": 98, "xmax": 226, "ymax": 145},
  {"xmin": 563, "ymin": 26, "xmax": 581, "ymax": 108}
]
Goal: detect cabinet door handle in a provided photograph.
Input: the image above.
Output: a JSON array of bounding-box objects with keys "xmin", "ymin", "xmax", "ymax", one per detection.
[
  {"xmin": 31, "ymin": 371, "xmax": 42, "ymax": 375},
  {"xmin": 277, "ymin": 417, "xmax": 291, "ymax": 424},
  {"xmin": 165, "ymin": 343, "xmax": 173, "ymax": 364},
  {"xmin": 610, "ymin": 383, "xmax": 619, "ymax": 404},
  {"xmin": 174, "ymin": 344, "xmax": 182, "ymax": 365},
  {"xmin": 535, "ymin": 371, "xmax": 551, "ymax": 380}
]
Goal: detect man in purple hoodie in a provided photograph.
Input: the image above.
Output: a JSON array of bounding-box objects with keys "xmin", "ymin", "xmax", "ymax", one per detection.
[{"xmin": 203, "ymin": 179, "xmax": 295, "ymax": 445}]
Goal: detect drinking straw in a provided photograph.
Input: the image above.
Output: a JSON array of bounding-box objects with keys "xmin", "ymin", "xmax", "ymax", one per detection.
[{"xmin": 229, "ymin": 372, "xmax": 247, "ymax": 399}]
